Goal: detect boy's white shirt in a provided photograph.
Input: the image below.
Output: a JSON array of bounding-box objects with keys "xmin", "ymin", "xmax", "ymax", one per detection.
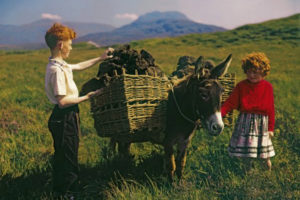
[{"xmin": 45, "ymin": 58, "xmax": 79, "ymax": 104}]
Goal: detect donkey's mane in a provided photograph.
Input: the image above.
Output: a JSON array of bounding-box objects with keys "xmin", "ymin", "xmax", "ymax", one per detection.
[{"xmin": 170, "ymin": 74, "xmax": 193, "ymax": 87}]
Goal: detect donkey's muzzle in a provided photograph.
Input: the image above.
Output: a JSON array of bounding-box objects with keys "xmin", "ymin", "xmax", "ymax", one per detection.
[
  {"xmin": 210, "ymin": 122, "xmax": 224, "ymax": 136},
  {"xmin": 207, "ymin": 112, "xmax": 224, "ymax": 136}
]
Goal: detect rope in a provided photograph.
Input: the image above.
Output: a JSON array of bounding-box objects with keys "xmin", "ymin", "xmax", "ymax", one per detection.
[{"xmin": 170, "ymin": 84, "xmax": 201, "ymax": 126}]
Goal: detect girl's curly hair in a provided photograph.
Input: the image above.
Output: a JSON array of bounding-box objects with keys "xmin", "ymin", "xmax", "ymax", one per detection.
[
  {"xmin": 242, "ymin": 52, "xmax": 271, "ymax": 77},
  {"xmin": 45, "ymin": 23, "xmax": 77, "ymax": 49}
]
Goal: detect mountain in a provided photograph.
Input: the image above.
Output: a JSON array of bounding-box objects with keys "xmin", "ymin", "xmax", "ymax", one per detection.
[
  {"xmin": 0, "ymin": 19, "xmax": 115, "ymax": 49},
  {"xmin": 135, "ymin": 11, "xmax": 189, "ymax": 22},
  {"xmin": 76, "ymin": 11, "xmax": 226, "ymax": 46}
]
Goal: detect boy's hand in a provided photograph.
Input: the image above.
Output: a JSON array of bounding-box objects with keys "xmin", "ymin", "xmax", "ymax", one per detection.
[
  {"xmin": 87, "ymin": 88, "xmax": 103, "ymax": 99},
  {"xmin": 268, "ymin": 131, "xmax": 274, "ymax": 138},
  {"xmin": 100, "ymin": 47, "xmax": 114, "ymax": 60}
]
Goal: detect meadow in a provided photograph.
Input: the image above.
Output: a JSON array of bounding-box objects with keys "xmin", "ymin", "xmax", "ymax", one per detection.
[{"xmin": 0, "ymin": 14, "xmax": 299, "ymax": 199}]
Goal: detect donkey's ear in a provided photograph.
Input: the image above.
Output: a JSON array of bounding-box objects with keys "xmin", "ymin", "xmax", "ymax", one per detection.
[
  {"xmin": 210, "ymin": 54, "xmax": 232, "ymax": 79},
  {"xmin": 195, "ymin": 56, "xmax": 204, "ymax": 74}
]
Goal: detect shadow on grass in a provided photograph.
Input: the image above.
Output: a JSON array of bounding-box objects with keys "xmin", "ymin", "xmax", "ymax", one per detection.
[
  {"xmin": 0, "ymin": 168, "xmax": 52, "ymax": 200},
  {"xmin": 0, "ymin": 151, "xmax": 167, "ymax": 200}
]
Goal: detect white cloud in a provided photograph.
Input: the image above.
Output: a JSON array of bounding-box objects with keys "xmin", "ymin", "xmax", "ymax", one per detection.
[
  {"xmin": 41, "ymin": 13, "xmax": 62, "ymax": 20},
  {"xmin": 115, "ymin": 13, "xmax": 138, "ymax": 21}
]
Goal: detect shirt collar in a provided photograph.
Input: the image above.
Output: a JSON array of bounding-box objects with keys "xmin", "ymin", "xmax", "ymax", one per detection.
[{"xmin": 49, "ymin": 57, "xmax": 66, "ymax": 67}]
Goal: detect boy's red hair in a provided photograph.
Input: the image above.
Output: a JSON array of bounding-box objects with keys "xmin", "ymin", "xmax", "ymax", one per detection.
[
  {"xmin": 242, "ymin": 52, "xmax": 271, "ymax": 77},
  {"xmin": 45, "ymin": 23, "xmax": 77, "ymax": 49}
]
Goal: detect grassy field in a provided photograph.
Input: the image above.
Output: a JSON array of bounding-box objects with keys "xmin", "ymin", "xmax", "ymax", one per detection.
[{"xmin": 0, "ymin": 14, "xmax": 299, "ymax": 199}]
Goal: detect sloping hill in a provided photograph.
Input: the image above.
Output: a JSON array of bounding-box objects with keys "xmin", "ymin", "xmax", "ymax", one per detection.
[
  {"xmin": 76, "ymin": 11, "xmax": 226, "ymax": 46},
  {"xmin": 234, "ymin": 13, "xmax": 299, "ymax": 41},
  {"xmin": 172, "ymin": 13, "xmax": 300, "ymax": 48}
]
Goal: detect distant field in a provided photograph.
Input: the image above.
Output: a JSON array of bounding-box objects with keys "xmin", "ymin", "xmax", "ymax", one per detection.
[{"xmin": 0, "ymin": 14, "xmax": 299, "ymax": 199}]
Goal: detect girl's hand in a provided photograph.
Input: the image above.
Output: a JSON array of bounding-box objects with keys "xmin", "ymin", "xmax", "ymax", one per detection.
[
  {"xmin": 268, "ymin": 131, "xmax": 274, "ymax": 138},
  {"xmin": 100, "ymin": 47, "xmax": 114, "ymax": 60}
]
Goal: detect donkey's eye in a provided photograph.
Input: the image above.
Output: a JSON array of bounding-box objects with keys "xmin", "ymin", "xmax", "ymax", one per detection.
[{"xmin": 200, "ymin": 93, "xmax": 209, "ymax": 101}]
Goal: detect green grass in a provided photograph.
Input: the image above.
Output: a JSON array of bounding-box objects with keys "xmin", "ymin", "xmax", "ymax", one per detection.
[{"xmin": 0, "ymin": 14, "xmax": 299, "ymax": 199}]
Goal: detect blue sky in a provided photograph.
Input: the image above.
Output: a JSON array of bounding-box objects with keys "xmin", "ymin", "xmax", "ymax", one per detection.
[{"xmin": 0, "ymin": 0, "xmax": 299, "ymax": 29}]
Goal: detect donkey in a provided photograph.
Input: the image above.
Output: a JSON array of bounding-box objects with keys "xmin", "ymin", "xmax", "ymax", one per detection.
[
  {"xmin": 112, "ymin": 54, "xmax": 232, "ymax": 181},
  {"xmin": 163, "ymin": 54, "xmax": 232, "ymax": 180}
]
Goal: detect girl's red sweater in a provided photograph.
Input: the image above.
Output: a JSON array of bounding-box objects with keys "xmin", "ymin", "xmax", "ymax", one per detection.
[{"xmin": 221, "ymin": 79, "xmax": 275, "ymax": 131}]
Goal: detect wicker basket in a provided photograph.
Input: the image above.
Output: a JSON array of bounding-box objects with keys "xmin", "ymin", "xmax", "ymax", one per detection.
[
  {"xmin": 90, "ymin": 71, "xmax": 236, "ymax": 138},
  {"xmin": 90, "ymin": 70, "xmax": 170, "ymax": 137}
]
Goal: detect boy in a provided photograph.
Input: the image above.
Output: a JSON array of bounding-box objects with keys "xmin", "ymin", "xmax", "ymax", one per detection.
[{"xmin": 45, "ymin": 23, "xmax": 113, "ymax": 197}]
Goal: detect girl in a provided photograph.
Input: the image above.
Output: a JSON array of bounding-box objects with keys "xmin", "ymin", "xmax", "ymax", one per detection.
[{"xmin": 221, "ymin": 52, "xmax": 275, "ymax": 171}]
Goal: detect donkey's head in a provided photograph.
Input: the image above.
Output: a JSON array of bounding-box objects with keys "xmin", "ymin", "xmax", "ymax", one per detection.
[{"xmin": 188, "ymin": 54, "xmax": 232, "ymax": 136}]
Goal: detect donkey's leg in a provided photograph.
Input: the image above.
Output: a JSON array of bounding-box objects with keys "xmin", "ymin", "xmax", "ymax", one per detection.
[
  {"xmin": 175, "ymin": 139, "xmax": 190, "ymax": 179},
  {"xmin": 118, "ymin": 142, "xmax": 132, "ymax": 158},
  {"xmin": 176, "ymin": 133, "xmax": 195, "ymax": 179},
  {"xmin": 164, "ymin": 143, "xmax": 176, "ymax": 181},
  {"xmin": 109, "ymin": 138, "xmax": 117, "ymax": 153}
]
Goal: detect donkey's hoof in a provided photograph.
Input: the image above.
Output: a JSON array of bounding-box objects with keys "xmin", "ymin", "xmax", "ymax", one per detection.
[
  {"xmin": 120, "ymin": 153, "xmax": 135, "ymax": 160},
  {"xmin": 167, "ymin": 173, "xmax": 175, "ymax": 182},
  {"xmin": 175, "ymin": 170, "xmax": 183, "ymax": 179}
]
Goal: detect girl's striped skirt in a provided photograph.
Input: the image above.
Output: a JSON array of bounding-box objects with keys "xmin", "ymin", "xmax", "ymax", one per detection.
[{"xmin": 228, "ymin": 113, "xmax": 275, "ymax": 158}]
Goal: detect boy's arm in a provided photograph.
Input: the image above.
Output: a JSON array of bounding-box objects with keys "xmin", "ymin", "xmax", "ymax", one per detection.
[
  {"xmin": 56, "ymin": 89, "xmax": 102, "ymax": 108},
  {"xmin": 72, "ymin": 48, "xmax": 114, "ymax": 71}
]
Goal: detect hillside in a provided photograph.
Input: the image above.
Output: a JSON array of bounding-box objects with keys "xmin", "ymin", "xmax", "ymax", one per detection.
[
  {"xmin": 76, "ymin": 11, "xmax": 226, "ymax": 46},
  {"xmin": 0, "ymin": 14, "xmax": 299, "ymax": 199},
  {"xmin": 166, "ymin": 13, "xmax": 300, "ymax": 49}
]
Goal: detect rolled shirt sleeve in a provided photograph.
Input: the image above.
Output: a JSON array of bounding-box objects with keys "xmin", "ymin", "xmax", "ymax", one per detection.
[{"xmin": 51, "ymin": 69, "xmax": 67, "ymax": 96}]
